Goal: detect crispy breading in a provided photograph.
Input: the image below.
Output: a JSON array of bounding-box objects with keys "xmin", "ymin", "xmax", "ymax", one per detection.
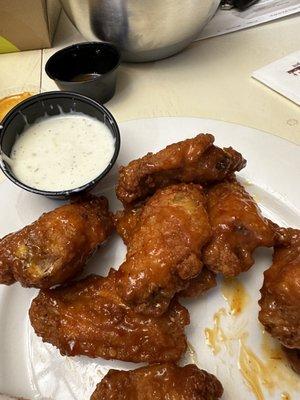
[
  {"xmin": 203, "ymin": 178, "xmax": 276, "ymax": 276},
  {"xmin": 259, "ymin": 228, "xmax": 300, "ymax": 349},
  {"xmin": 90, "ymin": 363, "xmax": 223, "ymax": 400},
  {"xmin": 115, "ymin": 184, "xmax": 211, "ymax": 316},
  {"xmin": 0, "ymin": 196, "xmax": 113, "ymax": 288},
  {"xmin": 29, "ymin": 270, "xmax": 189, "ymax": 363},
  {"xmin": 116, "ymin": 134, "xmax": 246, "ymax": 206},
  {"xmin": 179, "ymin": 267, "xmax": 217, "ymax": 298}
]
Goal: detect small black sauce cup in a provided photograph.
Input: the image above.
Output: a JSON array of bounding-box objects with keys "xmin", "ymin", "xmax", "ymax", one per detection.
[
  {"xmin": 45, "ymin": 42, "xmax": 121, "ymax": 104},
  {"xmin": 0, "ymin": 91, "xmax": 120, "ymax": 199}
]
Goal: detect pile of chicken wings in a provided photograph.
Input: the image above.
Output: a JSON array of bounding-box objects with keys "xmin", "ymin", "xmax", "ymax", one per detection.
[{"xmin": 1, "ymin": 133, "xmax": 299, "ymax": 399}]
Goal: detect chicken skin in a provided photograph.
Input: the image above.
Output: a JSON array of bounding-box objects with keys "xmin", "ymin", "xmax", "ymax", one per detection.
[
  {"xmin": 114, "ymin": 184, "xmax": 211, "ymax": 316},
  {"xmin": 114, "ymin": 207, "xmax": 142, "ymax": 246},
  {"xmin": 179, "ymin": 267, "xmax": 217, "ymax": 298},
  {"xmin": 259, "ymin": 228, "xmax": 300, "ymax": 349},
  {"xmin": 283, "ymin": 347, "xmax": 300, "ymax": 374},
  {"xmin": 115, "ymin": 207, "xmax": 216, "ymax": 300},
  {"xmin": 116, "ymin": 133, "xmax": 246, "ymax": 206},
  {"xmin": 29, "ymin": 270, "xmax": 189, "ymax": 364},
  {"xmin": 0, "ymin": 196, "xmax": 113, "ymax": 288},
  {"xmin": 90, "ymin": 363, "xmax": 223, "ymax": 400},
  {"xmin": 203, "ymin": 179, "xmax": 276, "ymax": 277}
]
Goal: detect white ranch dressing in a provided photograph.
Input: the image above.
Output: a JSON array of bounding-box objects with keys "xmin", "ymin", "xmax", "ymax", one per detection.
[{"xmin": 10, "ymin": 113, "xmax": 115, "ymax": 191}]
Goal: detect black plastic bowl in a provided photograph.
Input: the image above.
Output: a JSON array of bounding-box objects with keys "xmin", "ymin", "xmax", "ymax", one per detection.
[
  {"xmin": 0, "ymin": 91, "xmax": 120, "ymax": 199},
  {"xmin": 45, "ymin": 42, "xmax": 121, "ymax": 104}
]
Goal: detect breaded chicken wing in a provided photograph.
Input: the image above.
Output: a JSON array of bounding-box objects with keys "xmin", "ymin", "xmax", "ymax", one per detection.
[
  {"xmin": 179, "ymin": 267, "xmax": 217, "ymax": 298},
  {"xmin": 114, "ymin": 207, "xmax": 142, "ymax": 246},
  {"xmin": 116, "ymin": 133, "xmax": 246, "ymax": 206},
  {"xmin": 115, "ymin": 207, "xmax": 216, "ymax": 300},
  {"xmin": 90, "ymin": 363, "xmax": 223, "ymax": 400},
  {"xmin": 29, "ymin": 270, "xmax": 189, "ymax": 363},
  {"xmin": 115, "ymin": 184, "xmax": 211, "ymax": 316},
  {"xmin": 259, "ymin": 228, "xmax": 300, "ymax": 349},
  {"xmin": 203, "ymin": 178, "xmax": 276, "ymax": 276},
  {"xmin": 0, "ymin": 196, "xmax": 113, "ymax": 288},
  {"xmin": 283, "ymin": 347, "xmax": 300, "ymax": 374}
]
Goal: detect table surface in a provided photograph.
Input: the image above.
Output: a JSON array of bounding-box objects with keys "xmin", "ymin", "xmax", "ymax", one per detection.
[{"xmin": 0, "ymin": 10, "xmax": 299, "ymax": 186}]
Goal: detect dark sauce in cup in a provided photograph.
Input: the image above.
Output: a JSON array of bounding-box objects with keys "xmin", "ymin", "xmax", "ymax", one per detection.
[{"xmin": 70, "ymin": 73, "xmax": 101, "ymax": 82}]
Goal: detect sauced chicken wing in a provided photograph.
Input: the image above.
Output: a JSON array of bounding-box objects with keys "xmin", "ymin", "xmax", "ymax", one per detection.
[
  {"xmin": 29, "ymin": 270, "xmax": 189, "ymax": 363},
  {"xmin": 203, "ymin": 179, "xmax": 276, "ymax": 277},
  {"xmin": 115, "ymin": 207, "xmax": 216, "ymax": 300},
  {"xmin": 259, "ymin": 228, "xmax": 300, "ymax": 349},
  {"xmin": 0, "ymin": 196, "xmax": 113, "ymax": 288},
  {"xmin": 114, "ymin": 184, "xmax": 211, "ymax": 316},
  {"xmin": 179, "ymin": 267, "xmax": 217, "ymax": 298},
  {"xmin": 116, "ymin": 133, "xmax": 246, "ymax": 206},
  {"xmin": 90, "ymin": 363, "xmax": 223, "ymax": 400},
  {"xmin": 114, "ymin": 207, "xmax": 142, "ymax": 246},
  {"xmin": 283, "ymin": 347, "xmax": 300, "ymax": 375}
]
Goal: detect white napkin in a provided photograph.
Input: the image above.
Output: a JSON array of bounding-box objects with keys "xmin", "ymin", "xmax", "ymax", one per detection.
[{"xmin": 252, "ymin": 50, "xmax": 300, "ymax": 106}]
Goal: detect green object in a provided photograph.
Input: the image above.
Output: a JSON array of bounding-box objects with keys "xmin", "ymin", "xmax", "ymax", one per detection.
[{"xmin": 0, "ymin": 36, "xmax": 19, "ymax": 53}]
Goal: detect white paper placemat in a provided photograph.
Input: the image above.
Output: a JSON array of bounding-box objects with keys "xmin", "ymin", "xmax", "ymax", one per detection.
[
  {"xmin": 252, "ymin": 50, "xmax": 300, "ymax": 105},
  {"xmin": 197, "ymin": 0, "xmax": 300, "ymax": 40}
]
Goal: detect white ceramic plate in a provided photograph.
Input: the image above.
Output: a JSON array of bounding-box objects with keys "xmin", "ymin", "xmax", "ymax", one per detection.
[{"xmin": 0, "ymin": 117, "xmax": 299, "ymax": 400}]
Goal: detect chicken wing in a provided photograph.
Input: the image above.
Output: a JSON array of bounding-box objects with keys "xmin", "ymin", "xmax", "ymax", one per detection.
[
  {"xmin": 114, "ymin": 184, "xmax": 211, "ymax": 316},
  {"xmin": 114, "ymin": 207, "xmax": 142, "ymax": 246},
  {"xmin": 179, "ymin": 267, "xmax": 217, "ymax": 298},
  {"xmin": 115, "ymin": 207, "xmax": 216, "ymax": 300},
  {"xmin": 203, "ymin": 178, "xmax": 276, "ymax": 276},
  {"xmin": 0, "ymin": 196, "xmax": 113, "ymax": 288},
  {"xmin": 283, "ymin": 347, "xmax": 300, "ymax": 374},
  {"xmin": 259, "ymin": 228, "xmax": 300, "ymax": 349},
  {"xmin": 29, "ymin": 270, "xmax": 189, "ymax": 363},
  {"xmin": 116, "ymin": 133, "xmax": 246, "ymax": 206},
  {"xmin": 90, "ymin": 363, "xmax": 223, "ymax": 400}
]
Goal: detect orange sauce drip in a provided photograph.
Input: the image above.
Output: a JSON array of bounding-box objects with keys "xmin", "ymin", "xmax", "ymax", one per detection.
[
  {"xmin": 204, "ymin": 278, "xmax": 249, "ymax": 355},
  {"xmin": 204, "ymin": 289, "xmax": 298, "ymax": 400},
  {"xmin": 0, "ymin": 92, "xmax": 33, "ymax": 121},
  {"xmin": 221, "ymin": 277, "xmax": 249, "ymax": 315},
  {"xmin": 204, "ymin": 308, "xmax": 227, "ymax": 355},
  {"xmin": 238, "ymin": 332, "xmax": 299, "ymax": 400},
  {"xmin": 238, "ymin": 336, "xmax": 274, "ymax": 400}
]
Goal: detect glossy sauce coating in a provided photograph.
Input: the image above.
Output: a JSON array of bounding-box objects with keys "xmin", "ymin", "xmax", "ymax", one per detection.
[
  {"xmin": 221, "ymin": 277, "xmax": 249, "ymax": 315},
  {"xmin": 115, "ymin": 184, "xmax": 211, "ymax": 316},
  {"xmin": 29, "ymin": 270, "xmax": 189, "ymax": 363},
  {"xmin": 90, "ymin": 363, "xmax": 223, "ymax": 400},
  {"xmin": 114, "ymin": 206, "xmax": 142, "ymax": 245},
  {"xmin": 203, "ymin": 178, "xmax": 276, "ymax": 276},
  {"xmin": 179, "ymin": 267, "xmax": 217, "ymax": 298},
  {"xmin": 116, "ymin": 133, "xmax": 246, "ymax": 206},
  {"xmin": 115, "ymin": 207, "xmax": 216, "ymax": 300},
  {"xmin": 0, "ymin": 195, "xmax": 113, "ymax": 288},
  {"xmin": 259, "ymin": 228, "xmax": 300, "ymax": 349}
]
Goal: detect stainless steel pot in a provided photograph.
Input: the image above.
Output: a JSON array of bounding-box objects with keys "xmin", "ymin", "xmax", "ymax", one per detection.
[{"xmin": 60, "ymin": 0, "xmax": 220, "ymax": 62}]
